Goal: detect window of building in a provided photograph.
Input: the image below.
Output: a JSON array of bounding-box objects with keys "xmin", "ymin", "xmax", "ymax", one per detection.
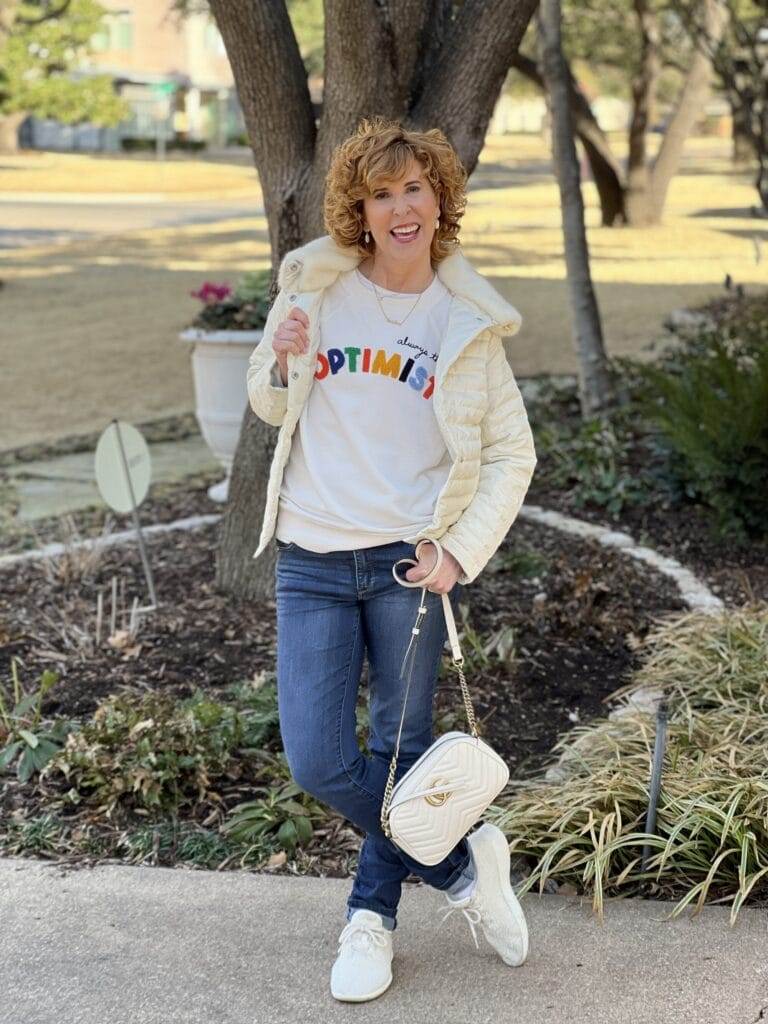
[
  {"xmin": 90, "ymin": 11, "xmax": 134, "ymax": 52},
  {"xmin": 113, "ymin": 18, "xmax": 134, "ymax": 50},
  {"xmin": 204, "ymin": 20, "xmax": 225, "ymax": 55}
]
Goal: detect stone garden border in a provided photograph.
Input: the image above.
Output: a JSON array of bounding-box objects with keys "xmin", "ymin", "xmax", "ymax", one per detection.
[
  {"xmin": 0, "ymin": 515, "xmax": 222, "ymax": 571},
  {"xmin": 2, "ymin": 504, "xmax": 723, "ymax": 615},
  {"xmin": 518, "ymin": 504, "xmax": 723, "ymax": 613}
]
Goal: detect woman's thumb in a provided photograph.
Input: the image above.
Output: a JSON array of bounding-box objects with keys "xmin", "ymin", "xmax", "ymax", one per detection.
[{"xmin": 405, "ymin": 563, "xmax": 427, "ymax": 581}]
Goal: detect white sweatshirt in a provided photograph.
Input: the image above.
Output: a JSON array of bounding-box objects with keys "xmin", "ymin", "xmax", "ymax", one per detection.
[{"xmin": 274, "ymin": 267, "xmax": 453, "ymax": 551}]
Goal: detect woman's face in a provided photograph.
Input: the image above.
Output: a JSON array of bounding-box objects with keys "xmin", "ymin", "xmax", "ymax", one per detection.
[{"xmin": 361, "ymin": 157, "xmax": 440, "ymax": 265}]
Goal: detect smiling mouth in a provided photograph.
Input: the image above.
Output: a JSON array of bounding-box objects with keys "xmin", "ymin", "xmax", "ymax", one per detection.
[{"xmin": 390, "ymin": 224, "xmax": 420, "ymax": 241}]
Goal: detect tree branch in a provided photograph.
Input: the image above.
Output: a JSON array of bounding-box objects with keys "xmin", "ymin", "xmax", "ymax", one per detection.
[
  {"xmin": 512, "ymin": 50, "xmax": 626, "ymax": 223},
  {"xmin": 411, "ymin": 0, "xmax": 540, "ymax": 173},
  {"xmin": 16, "ymin": 0, "xmax": 72, "ymax": 27}
]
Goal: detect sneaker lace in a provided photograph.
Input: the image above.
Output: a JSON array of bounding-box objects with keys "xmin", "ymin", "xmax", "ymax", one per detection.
[
  {"xmin": 437, "ymin": 900, "xmax": 482, "ymax": 950},
  {"xmin": 338, "ymin": 920, "xmax": 389, "ymax": 957}
]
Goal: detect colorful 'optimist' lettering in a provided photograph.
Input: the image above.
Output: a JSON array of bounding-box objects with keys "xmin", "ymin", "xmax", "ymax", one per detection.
[{"xmin": 314, "ymin": 347, "xmax": 434, "ymax": 399}]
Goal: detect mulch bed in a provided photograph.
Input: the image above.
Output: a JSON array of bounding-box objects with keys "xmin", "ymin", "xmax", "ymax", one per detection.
[
  {"xmin": 525, "ymin": 477, "xmax": 768, "ymax": 608},
  {"xmin": 2, "ymin": 463, "xmax": 760, "ymax": 882},
  {"xmin": 2, "ymin": 490, "xmax": 686, "ymax": 777}
]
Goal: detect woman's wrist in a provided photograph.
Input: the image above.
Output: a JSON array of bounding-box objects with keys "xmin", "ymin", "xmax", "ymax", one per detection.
[{"xmin": 274, "ymin": 355, "xmax": 288, "ymax": 387}]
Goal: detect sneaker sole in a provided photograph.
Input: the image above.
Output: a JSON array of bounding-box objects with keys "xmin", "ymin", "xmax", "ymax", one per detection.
[
  {"xmin": 331, "ymin": 970, "xmax": 393, "ymax": 1002},
  {"xmin": 470, "ymin": 823, "xmax": 529, "ymax": 966}
]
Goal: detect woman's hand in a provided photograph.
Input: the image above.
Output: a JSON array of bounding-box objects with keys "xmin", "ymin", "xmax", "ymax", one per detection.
[
  {"xmin": 404, "ymin": 542, "xmax": 463, "ymax": 594},
  {"xmin": 273, "ymin": 306, "xmax": 310, "ymax": 383}
]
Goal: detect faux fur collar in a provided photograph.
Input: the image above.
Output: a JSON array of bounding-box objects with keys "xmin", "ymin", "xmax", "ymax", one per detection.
[{"xmin": 277, "ymin": 234, "xmax": 522, "ymax": 337}]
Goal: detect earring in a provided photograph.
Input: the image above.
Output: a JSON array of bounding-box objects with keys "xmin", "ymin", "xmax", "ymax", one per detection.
[
  {"xmin": 364, "ymin": 230, "xmax": 370, "ymax": 244},
  {"xmin": 435, "ymin": 217, "xmax": 440, "ymax": 230}
]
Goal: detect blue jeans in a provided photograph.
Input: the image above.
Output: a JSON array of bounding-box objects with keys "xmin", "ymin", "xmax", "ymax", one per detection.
[{"xmin": 274, "ymin": 537, "xmax": 474, "ymax": 931}]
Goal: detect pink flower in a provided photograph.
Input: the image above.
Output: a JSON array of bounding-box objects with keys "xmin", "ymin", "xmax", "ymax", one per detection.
[{"xmin": 190, "ymin": 282, "xmax": 232, "ymax": 304}]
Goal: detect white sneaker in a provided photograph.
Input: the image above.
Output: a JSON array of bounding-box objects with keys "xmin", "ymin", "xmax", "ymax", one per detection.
[
  {"xmin": 438, "ymin": 822, "xmax": 529, "ymax": 966},
  {"xmin": 330, "ymin": 909, "xmax": 394, "ymax": 1002}
]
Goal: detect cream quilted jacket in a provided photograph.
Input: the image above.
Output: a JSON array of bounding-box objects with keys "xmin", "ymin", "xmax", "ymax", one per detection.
[{"xmin": 246, "ymin": 234, "xmax": 537, "ymax": 586}]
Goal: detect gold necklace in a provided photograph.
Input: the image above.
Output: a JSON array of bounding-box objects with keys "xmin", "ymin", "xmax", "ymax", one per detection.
[{"xmin": 360, "ymin": 268, "xmax": 435, "ymax": 326}]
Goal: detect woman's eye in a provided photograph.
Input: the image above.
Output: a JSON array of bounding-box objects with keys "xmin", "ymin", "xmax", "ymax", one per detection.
[{"xmin": 373, "ymin": 186, "xmax": 419, "ymax": 199}]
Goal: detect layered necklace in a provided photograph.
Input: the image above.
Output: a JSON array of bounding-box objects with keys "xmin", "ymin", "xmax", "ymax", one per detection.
[{"xmin": 358, "ymin": 266, "xmax": 435, "ymax": 326}]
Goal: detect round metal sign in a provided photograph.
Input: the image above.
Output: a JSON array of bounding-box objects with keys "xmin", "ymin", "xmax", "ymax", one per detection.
[{"xmin": 94, "ymin": 421, "xmax": 151, "ymax": 514}]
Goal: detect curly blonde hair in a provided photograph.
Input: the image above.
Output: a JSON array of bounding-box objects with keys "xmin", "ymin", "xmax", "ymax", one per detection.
[{"xmin": 323, "ymin": 116, "xmax": 468, "ymax": 264}]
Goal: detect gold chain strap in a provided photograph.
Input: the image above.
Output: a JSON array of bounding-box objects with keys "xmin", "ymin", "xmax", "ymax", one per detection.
[{"xmin": 380, "ymin": 588, "xmax": 479, "ymax": 839}]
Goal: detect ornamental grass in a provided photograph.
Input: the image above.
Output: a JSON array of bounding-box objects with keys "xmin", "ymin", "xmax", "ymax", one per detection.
[{"xmin": 493, "ymin": 604, "xmax": 768, "ymax": 925}]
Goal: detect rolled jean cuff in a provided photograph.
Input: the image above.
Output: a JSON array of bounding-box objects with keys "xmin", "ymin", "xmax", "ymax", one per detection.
[
  {"xmin": 346, "ymin": 903, "xmax": 397, "ymax": 930},
  {"xmin": 435, "ymin": 848, "xmax": 473, "ymax": 892}
]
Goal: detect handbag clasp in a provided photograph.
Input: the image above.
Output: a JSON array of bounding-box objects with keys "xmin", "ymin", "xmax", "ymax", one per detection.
[{"xmin": 424, "ymin": 777, "xmax": 452, "ymax": 806}]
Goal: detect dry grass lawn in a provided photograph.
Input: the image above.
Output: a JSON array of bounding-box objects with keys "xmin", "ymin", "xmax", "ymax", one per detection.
[
  {"xmin": 0, "ymin": 148, "xmax": 261, "ymax": 197},
  {"xmin": 1, "ymin": 134, "xmax": 765, "ymax": 451}
]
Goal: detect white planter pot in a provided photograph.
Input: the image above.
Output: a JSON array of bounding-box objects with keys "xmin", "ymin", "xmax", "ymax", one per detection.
[{"xmin": 179, "ymin": 327, "xmax": 263, "ymax": 503}]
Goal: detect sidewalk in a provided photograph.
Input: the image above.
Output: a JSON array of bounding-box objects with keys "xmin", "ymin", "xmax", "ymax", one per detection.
[
  {"xmin": 2, "ymin": 856, "xmax": 766, "ymax": 1024},
  {"xmin": 4, "ymin": 434, "xmax": 219, "ymax": 523}
]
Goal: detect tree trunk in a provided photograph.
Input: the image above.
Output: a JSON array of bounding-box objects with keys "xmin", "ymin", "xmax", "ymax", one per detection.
[
  {"xmin": 731, "ymin": 95, "xmax": 755, "ymax": 164},
  {"xmin": 512, "ymin": 52, "xmax": 626, "ymax": 225},
  {"xmin": 625, "ymin": 0, "xmax": 661, "ymax": 225},
  {"xmin": 207, "ymin": 0, "xmax": 539, "ymax": 601},
  {"xmin": 645, "ymin": 0, "xmax": 728, "ymax": 224},
  {"xmin": 538, "ymin": 0, "xmax": 612, "ymax": 417},
  {"xmin": 214, "ymin": 401, "xmax": 281, "ymax": 600},
  {"xmin": 756, "ymin": 100, "xmax": 768, "ymax": 213},
  {"xmin": 0, "ymin": 112, "xmax": 26, "ymax": 154}
]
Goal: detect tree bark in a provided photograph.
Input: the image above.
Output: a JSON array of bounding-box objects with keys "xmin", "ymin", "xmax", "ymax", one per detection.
[
  {"xmin": 625, "ymin": 0, "xmax": 662, "ymax": 225},
  {"xmin": 731, "ymin": 99, "xmax": 755, "ymax": 164},
  {"xmin": 645, "ymin": 0, "xmax": 728, "ymax": 224},
  {"xmin": 538, "ymin": 0, "xmax": 612, "ymax": 416},
  {"xmin": 0, "ymin": 112, "xmax": 27, "ymax": 153},
  {"xmin": 207, "ymin": 0, "xmax": 540, "ymax": 601},
  {"xmin": 756, "ymin": 100, "xmax": 768, "ymax": 212},
  {"xmin": 214, "ymin": 400, "xmax": 281, "ymax": 601}
]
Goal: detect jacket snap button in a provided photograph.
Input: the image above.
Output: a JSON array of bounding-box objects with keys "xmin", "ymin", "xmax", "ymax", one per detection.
[
  {"xmin": 291, "ymin": 370, "xmax": 299, "ymax": 379},
  {"xmin": 289, "ymin": 293, "xmax": 297, "ymax": 301}
]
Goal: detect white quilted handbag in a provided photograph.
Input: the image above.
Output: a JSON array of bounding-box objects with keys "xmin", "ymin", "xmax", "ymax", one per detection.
[{"xmin": 380, "ymin": 538, "xmax": 510, "ymax": 866}]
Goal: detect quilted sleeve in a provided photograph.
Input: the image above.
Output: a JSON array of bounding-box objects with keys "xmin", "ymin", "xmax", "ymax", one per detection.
[
  {"xmin": 246, "ymin": 286, "xmax": 291, "ymax": 427},
  {"xmin": 438, "ymin": 336, "xmax": 537, "ymax": 585}
]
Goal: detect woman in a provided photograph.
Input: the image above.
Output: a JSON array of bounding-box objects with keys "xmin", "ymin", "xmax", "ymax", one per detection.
[{"xmin": 246, "ymin": 117, "xmax": 537, "ymax": 1003}]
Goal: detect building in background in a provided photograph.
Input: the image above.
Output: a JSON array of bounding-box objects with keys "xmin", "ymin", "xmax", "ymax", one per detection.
[{"xmin": 22, "ymin": 0, "xmax": 244, "ymax": 152}]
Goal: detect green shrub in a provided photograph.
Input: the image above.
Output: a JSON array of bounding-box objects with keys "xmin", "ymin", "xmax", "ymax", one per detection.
[
  {"xmin": 538, "ymin": 414, "xmax": 656, "ymax": 515},
  {"xmin": 0, "ymin": 662, "xmax": 75, "ymax": 783},
  {"xmin": 531, "ymin": 293, "xmax": 768, "ymax": 539},
  {"xmin": 225, "ymin": 674, "xmax": 282, "ymax": 750},
  {"xmin": 222, "ymin": 781, "xmax": 327, "ymax": 854},
  {"xmin": 529, "ymin": 377, "xmax": 664, "ymax": 515},
  {"xmin": 42, "ymin": 690, "xmax": 243, "ymax": 819},
  {"xmin": 116, "ymin": 821, "xmax": 236, "ymax": 868},
  {"xmin": 635, "ymin": 327, "xmax": 768, "ymax": 542},
  {"xmin": 0, "ymin": 812, "xmax": 66, "ymax": 855}
]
